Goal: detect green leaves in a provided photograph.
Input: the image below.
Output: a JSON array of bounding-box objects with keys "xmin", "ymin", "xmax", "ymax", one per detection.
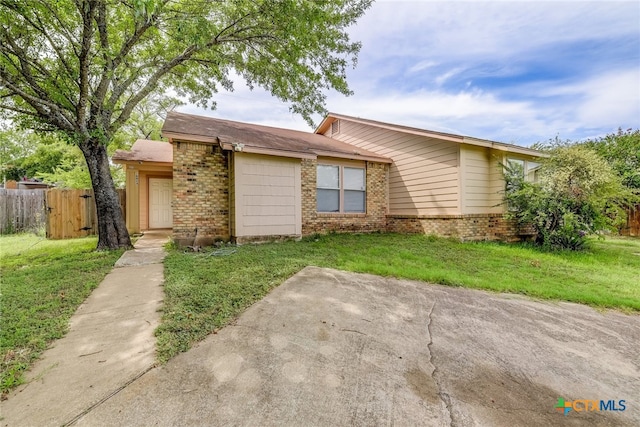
[
  {"xmin": 1, "ymin": 0, "xmax": 371, "ymax": 136},
  {"xmin": 132, "ymin": 0, "xmax": 161, "ymax": 21},
  {"xmin": 583, "ymin": 128, "xmax": 640, "ymax": 191},
  {"xmin": 504, "ymin": 146, "xmax": 631, "ymax": 250}
]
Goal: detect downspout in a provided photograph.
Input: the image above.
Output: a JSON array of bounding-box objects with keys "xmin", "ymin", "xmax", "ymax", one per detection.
[
  {"xmin": 228, "ymin": 150, "xmax": 232, "ymax": 241},
  {"xmin": 218, "ymin": 137, "xmax": 233, "ymax": 241}
]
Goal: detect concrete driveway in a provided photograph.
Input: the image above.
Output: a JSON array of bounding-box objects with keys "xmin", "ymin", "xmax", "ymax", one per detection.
[{"xmin": 76, "ymin": 266, "xmax": 639, "ymax": 427}]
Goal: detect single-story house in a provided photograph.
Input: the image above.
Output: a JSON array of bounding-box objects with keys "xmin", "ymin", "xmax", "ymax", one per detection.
[{"xmin": 113, "ymin": 112, "xmax": 542, "ymax": 245}]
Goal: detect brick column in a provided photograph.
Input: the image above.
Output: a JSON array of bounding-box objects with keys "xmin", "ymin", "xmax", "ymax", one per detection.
[{"xmin": 172, "ymin": 141, "xmax": 229, "ymax": 246}]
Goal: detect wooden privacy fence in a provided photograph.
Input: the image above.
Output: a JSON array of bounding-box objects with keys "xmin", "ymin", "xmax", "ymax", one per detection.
[
  {"xmin": 46, "ymin": 189, "xmax": 126, "ymax": 239},
  {"xmin": 0, "ymin": 188, "xmax": 47, "ymax": 234},
  {"xmin": 621, "ymin": 204, "xmax": 640, "ymax": 237}
]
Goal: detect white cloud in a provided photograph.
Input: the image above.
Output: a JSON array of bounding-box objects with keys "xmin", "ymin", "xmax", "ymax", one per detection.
[
  {"xmin": 325, "ymin": 87, "xmax": 538, "ymax": 135},
  {"xmin": 434, "ymin": 67, "xmax": 465, "ymax": 86},
  {"xmin": 407, "ymin": 60, "xmax": 438, "ymax": 74},
  {"xmin": 175, "ymin": 71, "xmax": 312, "ymax": 131},
  {"xmin": 575, "ymin": 69, "xmax": 640, "ymax": 128},
  {"xmin": 355, "ymin": 1, "xmax": 638, "ymax": 62}
]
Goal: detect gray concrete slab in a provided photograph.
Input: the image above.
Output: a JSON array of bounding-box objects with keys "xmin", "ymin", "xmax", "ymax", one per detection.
[
  {"xmin": 72, "ymin": 266, "xmax": 639, "ymax": 427},
  {"xmin": 115, "ymin": 230, "xmax": 170, "ymax": 267},
  {"xmin": 0, "ymin": 231, "xmax": 169, "ymax": 427}
]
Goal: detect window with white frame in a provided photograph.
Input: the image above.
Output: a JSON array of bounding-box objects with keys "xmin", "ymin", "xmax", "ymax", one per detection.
[
  {"xmin": 525, "ymin": 161, "xmax": 541, "ymax": 182},
  {"xmin": 506, "ymin": 157, "xmax": 540, "ymax": 182},
  {"xmin": 317, "ymin": 164, "xmax": 366, "ymax": 213}
]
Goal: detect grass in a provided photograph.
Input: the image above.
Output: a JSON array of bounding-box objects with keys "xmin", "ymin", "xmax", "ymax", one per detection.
[
  {"xmin": 2, "ymin": 232, "xmax": 638, "ymax": 395},
  {"xmin": 157, "ymin": 233, "xmax": 640, "ymax": 363},
  {"xmin": 0, "ymin": 234, "xmax": 122, "ymax": 396}
]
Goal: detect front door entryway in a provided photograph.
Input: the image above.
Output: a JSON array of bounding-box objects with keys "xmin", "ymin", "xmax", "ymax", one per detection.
[{"xmin": 149, "ymin": 178, "xmax": 172, "ymax": 228}]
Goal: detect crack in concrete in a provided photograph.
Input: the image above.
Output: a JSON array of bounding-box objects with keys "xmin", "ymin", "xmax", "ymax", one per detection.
[
  {"xmin": 425, "ymin": 299, "xmax": 456, "ymax": 427},
  {"xmin": 62, "ymin": 365, "xmax": 156, "ymax": 426}
]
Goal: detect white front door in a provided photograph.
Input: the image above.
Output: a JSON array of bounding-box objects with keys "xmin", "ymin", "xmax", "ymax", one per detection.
[{"xmin": 149, "ymin": 178, "xmax": 172, "ymax": 228}]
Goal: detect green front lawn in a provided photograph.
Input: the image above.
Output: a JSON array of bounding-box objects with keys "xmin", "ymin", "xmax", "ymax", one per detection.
[
  {"xmin": 2, "ymin": 232, "xmax": 638, "ymax": 396},
  {"xmin": 0, "ymin": 234, "xmax": 122, "ymax": 396},
  {"xmin": 157, "ymin": 234, "xmax": 640, "ymax": 363}
]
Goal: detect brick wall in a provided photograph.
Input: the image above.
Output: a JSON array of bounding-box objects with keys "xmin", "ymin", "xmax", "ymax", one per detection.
[
  {"xmin": 301, "ymin": 159, "xmax": 388, "ymax": 235},
  {"xmin": 387, "ymin": 214, "xmax": 533, "ymax": 242},
  {"xmin": 172, "ymin": 141, "xmax": 229, "ymax": 246}
]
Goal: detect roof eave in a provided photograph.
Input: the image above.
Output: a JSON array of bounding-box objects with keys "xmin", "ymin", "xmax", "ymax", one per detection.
[
  {"xmin": 218, "ymin": 142, "xmax": 316, "ymax": 160},
  {"xmin": 315, "ymin": 115, "xmax": 336, "ymax": 135},
  {"xmin": 312, "ymin": 149, "xmax": 392, "ymax": 164},
  {"xmin": 163, "ymin": 131, "xmax": 220, "ymax": 145},
  {"xmin": 462, "ymin": 137, "xmax": 547, "ymax": 157},
  {"xmin": 112, "ymin": 159, "xmax": 172, "ymax": 166},
  {"xmin": 319, "ymin": 113, "xmax": 464, "ymax": 143}
]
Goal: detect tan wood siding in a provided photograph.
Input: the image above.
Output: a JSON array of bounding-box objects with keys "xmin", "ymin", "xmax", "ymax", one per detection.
[
  {"xmin": 229, "ymin": 154, "xmax": 236, "ymax": 237},
  {"xmin": 460, "ymin": 146, "xmax": 504, "ymax": 214},
  {"xmin": 125, "ymin": 168, "xmax": 140, "ymax": 233},
  {"xmin": 233, "ymin": 153, "xmax": 301, "ymax": 237},
  {"xmin": 332, "ymin": 120, "xmax": 460, "ymax": 215},
  {"xmin": 487, "ymin": 150, "xmax": 506, "ymax": 212}
]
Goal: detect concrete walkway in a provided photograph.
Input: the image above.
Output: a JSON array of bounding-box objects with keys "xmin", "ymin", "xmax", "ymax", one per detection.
[{"xmin": 1, "ymin": 231, "xmax": 169, "ymax": 427}]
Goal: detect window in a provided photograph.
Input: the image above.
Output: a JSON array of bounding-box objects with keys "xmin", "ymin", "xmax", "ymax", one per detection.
[
  {"xmin": 525, "ymin": 161, "xmax": 541, "ymax": 182},
  {"xmin": 317, "ymin": 165, "xmax": 340, "ymax": 212},
  {"xmin": 506, "ymin": 158, "xmax": 525, "ymax": 176},
  {"xmin": 506, "ymin": 158, "xmax": 540, "ymax": 182},
  {"xmin": 317, "ymin": 164, "xmax": 366, "ymax": 213}
]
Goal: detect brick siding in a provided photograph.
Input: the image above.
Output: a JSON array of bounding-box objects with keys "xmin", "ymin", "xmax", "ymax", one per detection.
[
  {"xmin": 301, "ymin": 159, "xmax": 388, "ymax": 235},
  {"xmin": 172, "ymin": 141, "xmax": 229, "ymax": 246},
  {"xmin": 387, "ymin": 214, "xmax": 533, "ymax": 242}
]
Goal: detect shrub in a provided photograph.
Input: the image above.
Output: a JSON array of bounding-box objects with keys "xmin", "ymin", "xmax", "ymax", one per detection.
[{"xmin": 504, "ymin": 146, "xmax": 632, "ymax": 250}]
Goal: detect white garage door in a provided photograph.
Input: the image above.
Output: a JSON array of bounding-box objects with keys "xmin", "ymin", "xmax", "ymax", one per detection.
[
  {"xmin": 149, "ymin": 178, "xmax": 172, "ymax": 229},
  {"xmin": 235, "ymin": 154, "xmax": 301, "ymax": 237}
]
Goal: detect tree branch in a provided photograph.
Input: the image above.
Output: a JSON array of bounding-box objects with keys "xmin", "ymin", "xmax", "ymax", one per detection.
[
  {"xmin": 0, "ymin": 33, "xmax": 65, "ymax": 110},
  {"xmin": 91, "ymin": 0, "xmax": 169, "ymax": 130},
  {"xmin": 0, "ymin": 72, "xmax": 75, "ymax": 131},
  {"xmin": 108, "ymin": 44, "xmax": 200, "ymax": 134},
  {"xmin": 76, "ymin": 0, "xmax": 98, "ymax": 136},
  {"xmin": 36, "ymin": 0, "xmax": 82, "ymax": 57}
]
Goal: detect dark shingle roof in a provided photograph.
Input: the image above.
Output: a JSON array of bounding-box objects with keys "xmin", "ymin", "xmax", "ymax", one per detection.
[
  {"xmin": 161, "ymin": 112, "xmax": 391, "ymax": 162},
  {"xmin": 112, "ymin": 139, "xmax": 172, "ymax": 163}
]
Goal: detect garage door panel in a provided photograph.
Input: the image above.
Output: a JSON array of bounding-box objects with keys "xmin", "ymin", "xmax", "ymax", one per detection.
[
  {"xmin": 243, "ymin": 201, "xmax": 296, "ymax": 217},
  {"xmin": 242, "ymin": 185, "xmax": 296, "ymax": 197},
  {"xmin": 243, "ymin": 215, "xmax": 297, "ymax": 227},
  {"xmin": 235, "ymin": 154, "xmax": 301, "ymax": 237},
  {"xmin": 243, "ymin": 163, "xmax": 295, "ymax": 177}
]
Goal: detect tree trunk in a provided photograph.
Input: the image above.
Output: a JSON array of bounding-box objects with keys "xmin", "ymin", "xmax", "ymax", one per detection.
[{"xmin": 79, "ymin": 138, "xmax": 132, "ymax": 250}]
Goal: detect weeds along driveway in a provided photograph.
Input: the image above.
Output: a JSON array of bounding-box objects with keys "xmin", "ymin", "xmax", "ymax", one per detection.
[{"xmin": 76, "ymin": 266, "xmax": 639, "ymax": 427}]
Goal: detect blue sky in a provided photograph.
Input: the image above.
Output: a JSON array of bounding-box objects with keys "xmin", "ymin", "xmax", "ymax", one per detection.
[{"xmin": 180, "ymin": 0, "xmax": 640, "ymax": 147}]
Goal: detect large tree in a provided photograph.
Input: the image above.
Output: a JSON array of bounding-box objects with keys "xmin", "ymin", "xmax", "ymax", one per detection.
[
  {"xmin": 582, "ymin": 128, "xmax": 640, "ymax": 191},
  {"xmin": 0, "ymin": 0, "xmax": 371, "ymax": 249}
]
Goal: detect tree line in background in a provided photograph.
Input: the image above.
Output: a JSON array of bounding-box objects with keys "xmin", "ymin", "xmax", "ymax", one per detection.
[
  {"xmin": 0, "ymin": 95, "xmax": 175, "ymax": 188},
  {"xmin": 504, "ymin": 128, "xmax": 640, "ymax": 250}
]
